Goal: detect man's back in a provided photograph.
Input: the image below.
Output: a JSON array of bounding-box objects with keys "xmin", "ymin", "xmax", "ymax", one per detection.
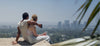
[{"xmin": 18, "ymin": 20, "xmax": 29, "ymax": 41}]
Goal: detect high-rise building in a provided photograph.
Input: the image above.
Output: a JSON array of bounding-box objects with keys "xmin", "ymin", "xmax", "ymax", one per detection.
[
  {"xmin": 57, "ymin": 21, "xmax": 62, "ymax": 29},
  {"xmin": 71, "ymin": 21, "xmax": 79, "ymax": 29},
  {"xmin": 63, "ymin": 20, "xmax": 70, "ymax": 29}
]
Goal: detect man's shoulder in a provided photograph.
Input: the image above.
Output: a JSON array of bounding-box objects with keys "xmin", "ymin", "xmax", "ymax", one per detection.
[
  {"xmin": 24, "ymin": 19, "xmax": 30, "ymax": 21},
  {"xmin": 23, "ymin": 20, "xmax": 30, "ymax": 23}
]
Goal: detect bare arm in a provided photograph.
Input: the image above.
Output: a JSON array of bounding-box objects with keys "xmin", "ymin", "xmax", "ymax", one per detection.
[
  {"xmin": 27, "ymin": 21, "xmax": 42, "ymax": 28},
  {"xmin": 16, "ymin": 27, "xmax": 21, "ymax": 42},
  {"xmin": 32, "ymin": 27, "xmax": 39, "ymax": 37},
  {"xmin": 27, "ymin": 21, "xmax": 38, "ymax": 25},
  {"xmin": 12, "ymin": 27, "xmax": 21, "ymax": 45},
  {"xmin": 32, "ymin": 27, "xmax": 46, "ymax": 37}
]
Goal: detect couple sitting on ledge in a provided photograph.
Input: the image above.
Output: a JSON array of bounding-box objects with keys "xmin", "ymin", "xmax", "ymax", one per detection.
[{"xmin": 12, "ymin": 12, "xmax": 50, "ymax": 45}]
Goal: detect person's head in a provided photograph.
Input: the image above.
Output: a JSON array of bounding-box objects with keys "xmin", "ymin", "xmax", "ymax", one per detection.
[
  {"xmin": 31, "ymin": 14, "xmax": 38, "ymax": 22},
  {"xmin": 22, "ymin": 12, "xmax": 29, "ymax": 20}
]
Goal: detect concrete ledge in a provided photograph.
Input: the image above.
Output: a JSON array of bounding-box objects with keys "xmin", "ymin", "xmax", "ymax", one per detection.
[{"xmin": 0, "ymin": 37, "xmax": 51, "ymax": 46}]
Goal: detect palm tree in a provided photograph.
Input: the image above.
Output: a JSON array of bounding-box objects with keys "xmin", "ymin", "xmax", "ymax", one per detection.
[{"xmin": 75, "ymin": 0, "xmax": 100, "ymax": 36}]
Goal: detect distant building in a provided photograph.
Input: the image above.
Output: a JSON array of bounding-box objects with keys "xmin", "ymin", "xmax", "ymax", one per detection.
[
  {"xmin": 63, "ymin": 20, "xmax": 70, "ymax": 29},
  {"xmin": 57, "ymin": 21, "xmax": 62, "ymax": 29},
  {"xmin": 71, "ymin": 21, "xmax": 79, "ymax": 29}
]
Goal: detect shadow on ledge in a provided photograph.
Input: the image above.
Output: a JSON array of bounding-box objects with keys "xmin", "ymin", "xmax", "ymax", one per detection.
[{"xmin": 18, "ymin": 40, "xmax": 35, "ymax": 46}]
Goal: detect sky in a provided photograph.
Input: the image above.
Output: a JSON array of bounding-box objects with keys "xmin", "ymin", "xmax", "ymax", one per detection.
[{"xmin": 0, "ymin": 0, "xmax": 99, "ymax": 25}]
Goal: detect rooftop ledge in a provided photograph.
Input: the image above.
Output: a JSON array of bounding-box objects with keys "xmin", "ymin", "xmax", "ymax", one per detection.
[{"xmin": 0, "ymin": 36, "xmax": 100, "ymax": 46}]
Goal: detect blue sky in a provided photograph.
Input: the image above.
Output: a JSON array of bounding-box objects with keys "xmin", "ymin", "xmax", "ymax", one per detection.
[{"xmin": 0, "ymin": 0, "xmax": 99, "ymax": 25}]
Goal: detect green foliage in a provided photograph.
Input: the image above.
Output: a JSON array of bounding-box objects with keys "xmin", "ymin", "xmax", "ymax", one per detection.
[{"xmin": 75, "ymin": 0, "xmax": 100, "ymax": 36}]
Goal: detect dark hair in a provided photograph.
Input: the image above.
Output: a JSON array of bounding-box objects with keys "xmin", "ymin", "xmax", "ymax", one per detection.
[{"xmin": 22, "ymin": 12, "xmax": 29, "ymax": 20}]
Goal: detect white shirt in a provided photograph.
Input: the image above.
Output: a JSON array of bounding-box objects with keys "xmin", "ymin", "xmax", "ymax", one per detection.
[
  {"xmin": 18, "ymin": 20, "xmax": 29, "ymax": 41},
  {"xmin": 18, "ymin": 20, "xmax": 50, "ymax": 44}
]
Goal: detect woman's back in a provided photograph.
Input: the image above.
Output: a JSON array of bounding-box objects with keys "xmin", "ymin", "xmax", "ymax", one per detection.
[{"xmin": 27, "ymin": 24, "xmax": 37, "ymax": 43}]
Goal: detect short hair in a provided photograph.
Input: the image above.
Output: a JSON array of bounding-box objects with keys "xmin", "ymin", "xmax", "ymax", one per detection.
[
  {"xmin": 22, "ymin": 12, "xmax": 29, "ymax": 20},
  {"xmin": 32, "ymin": 14, "xmax": 37, "ymax": 21}
]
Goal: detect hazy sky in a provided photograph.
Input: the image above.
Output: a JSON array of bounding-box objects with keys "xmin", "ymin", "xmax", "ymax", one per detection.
[{"xmin": 0, "ymin": 0, "xmax": 99, "ymax": 25}]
